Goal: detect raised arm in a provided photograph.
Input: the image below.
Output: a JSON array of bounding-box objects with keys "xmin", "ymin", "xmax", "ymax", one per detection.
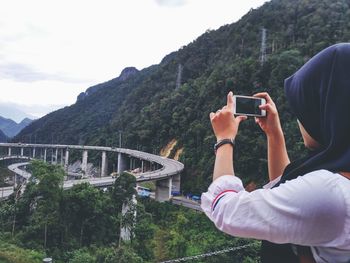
[
  {"xmin": 254, "ymin": 92, "xmax": 290, "ymax": 181},
  {"xmin": 209, "ymin": 91, "xmax": 246, "ymax": 181}
]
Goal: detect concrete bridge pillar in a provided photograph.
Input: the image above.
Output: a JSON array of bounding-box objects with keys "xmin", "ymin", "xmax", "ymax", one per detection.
[
  {"xmin": 155, "ymin": 177, "xmax": 172, "ymax": 202},
  {"xmin": 117, "ymin": 153, "xmax": 128, "ymax": 174},
  {"xmin": 33, "ymin": 148, "xmax": 36, "ymax": 158},
  {"xmin": 141, "ymin": 160, "xmax": 144, "ymax": 173},
  {"xmin": 172, "ymin": 174, "xmax": 181, "ymax": 192},
  {"xmin": 101, "ymin": 151, "xmax": 107, "ymax": 177},
  {"xmin": 60, "ymin": 149, "xmax": 64, "ymax": 165},
  {"xmin": 44, "ymin": 149, "xmax": 47, "ymax": 162},
  {"xmin": 130, "ymin": 158, "xmax": 137, "ymax": 170},
  {"xmin": 64, "ymin": 149, "xmax": 69, "ymax": 171},
  {"xmin": 21, "ymin": 148, "xmax": 24, "ymax": 156},
  {"xmin": 82, "ymin": 150, "xmax": 88, "ymax": 174},
  {"xmin": 8, "ymin": 147, "xmax": 11, "ymax": 156},
  {"xmin": 54, "ymin": 149, "xmax": 58, "ymax": 164}
]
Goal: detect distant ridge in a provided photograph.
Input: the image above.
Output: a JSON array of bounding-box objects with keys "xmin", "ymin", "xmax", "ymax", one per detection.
[
  {"xmin": 0, "ymin": 116, "xmax": 33, "ymax": 138},
  {"xmin": 0, "ymin": 129, "xmax": 7, "ymax": 142},
  {"xmin": 0, "ymin": 102, "xmax": 36, "ymax": 123},
  {"xmin": 77, "ymin": 67, "xmax": 139, "ymax": 101}
]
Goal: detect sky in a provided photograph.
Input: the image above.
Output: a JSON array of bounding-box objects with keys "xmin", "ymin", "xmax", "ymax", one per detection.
[{"xmin": 0, "ymin": 0, "xmax": 267, "ymax": 122}]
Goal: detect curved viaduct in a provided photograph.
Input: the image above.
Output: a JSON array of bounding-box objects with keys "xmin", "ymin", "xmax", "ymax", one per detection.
[{"xmin": 0, "ymin": 143, "xmax": 184, "ymax": 202}]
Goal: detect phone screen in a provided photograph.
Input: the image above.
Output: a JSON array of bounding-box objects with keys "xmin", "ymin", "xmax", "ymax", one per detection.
[{"xmin": 235, "ymin": 97, "xmax": 263, "ymax": 116}]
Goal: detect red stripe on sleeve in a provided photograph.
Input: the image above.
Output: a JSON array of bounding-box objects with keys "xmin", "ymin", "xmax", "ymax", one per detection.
[{"xmin": 211, "ymin": 189, "xmax": 237, "ymax": 210}]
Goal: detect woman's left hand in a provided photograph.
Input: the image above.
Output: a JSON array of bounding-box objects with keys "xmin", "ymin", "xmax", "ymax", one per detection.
[{"xmin": 210, "ymin": 91, "xmax": 247, "ymax": 141}]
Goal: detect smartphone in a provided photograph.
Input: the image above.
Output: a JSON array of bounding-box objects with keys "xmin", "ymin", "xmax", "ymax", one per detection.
[{"xmin": 233, "ymin": 95, "xmax": 266, "ymax": 117}]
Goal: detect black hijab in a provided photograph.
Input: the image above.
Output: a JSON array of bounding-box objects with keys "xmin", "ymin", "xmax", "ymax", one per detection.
[
  {"xmin": 282, "ymin": 43, "xmax": 350, "ymax": 183},
  {"xmin": 261, "ymin": 43, "xmax": 350, "ymax": 262}
]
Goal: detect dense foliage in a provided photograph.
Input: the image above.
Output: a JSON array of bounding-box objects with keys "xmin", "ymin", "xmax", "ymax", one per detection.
[
  {"xmin": 0, "ymin": 161, "xmax": 258, "ymax": 262},
  {"xmin": 16, "ymin": 0, "xmax": 350, "ymax": 194}
]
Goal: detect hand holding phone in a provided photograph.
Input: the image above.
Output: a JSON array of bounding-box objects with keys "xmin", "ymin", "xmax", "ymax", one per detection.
[
  {"xmin": 253, "ymin": 92, "xmax": 283, "ymax": 137},
  {"xmin": 209, "ymin": 92, "xmax": 247, "ymax": 141},
  {"xmin": 233, "ymin": 95, "xmax": 266, "ymax": 117}
]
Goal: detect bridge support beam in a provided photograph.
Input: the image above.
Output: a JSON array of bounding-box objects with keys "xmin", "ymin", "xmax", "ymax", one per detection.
[
  {"xmin": 21, "ymin": 148, "xmax": 24, "ymax": 156},
  {"xmin": 44, "ymin": 149, "xmax": 47, "ymax": 162},
  {"xmin": 64, "ymin": 150, "xmax": 69, "ymax": 171},
  {"xmin": 60, "ymin": 149, "xmax": 64, "ymax": 165},
  {"xmin": 172, "ymin": 174, "xmax": 181, "ymax": 192},
  {"xmin": 141, "ymin": 160, "xmax": 144, "ymax": 173},
  {"xmin": 33, "ymin": 148, "xmax": 36, "ymax": 158},
  {"xmin": 54, "ymin": 149, "xmax": 58, "ymax": 164},
  {"xmin": 82, "ymin": 150, "xmax": 88, "ymax": 175},
  {"xmin": 117, "ymin": 153, "xmax": 128, "ymax": 174},
  {"xmin": 8, "ymin": 147, "xmax": 11, "ymax": 156},
  {"xmin": 155, "ymin": 177, "xmax": 172, "ymax": 202},
  {"xmin": 101, "ymin": 151, "xmax": 107, "ymax": 177},
  {"xmin": 130, "ymin": 159, "xmax": 136, "ymax": 170}
]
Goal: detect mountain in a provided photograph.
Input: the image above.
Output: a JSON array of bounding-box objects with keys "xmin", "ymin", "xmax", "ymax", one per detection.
[
  {"xmin": 0, "ymin": 103, "xmax": 37, "ymax": 123},
  {"xmin": 0, "ymin": 129, "xmax": 7, "ymax": 142},
  {"xmin": 77, "ymin": 67, "xmax": 139, "ymax": 101},
  {"xmin": 0, "ymin": 116, "xmax": 33, "ymax": 138},
  {"xmin": 16, "ymin": 0, "xmax": 350, "ymax": 193}
]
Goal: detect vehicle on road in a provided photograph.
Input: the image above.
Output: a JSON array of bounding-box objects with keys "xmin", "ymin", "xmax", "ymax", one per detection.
[
  {"xmin": 137, "ymin": 186, "xmax": 151, "ymax": 198},
  {"xmin": 171, "ymin": 190, "xmax": 181, "ymax": 196},
  {"xmin": 191, "ymin": 195, "xmax": 201, "ymax": 202}
]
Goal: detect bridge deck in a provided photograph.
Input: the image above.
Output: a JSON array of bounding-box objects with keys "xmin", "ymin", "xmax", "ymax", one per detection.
[{"xmin": 0, "ymin": 143, "xmax": 184, "ymax": 200}]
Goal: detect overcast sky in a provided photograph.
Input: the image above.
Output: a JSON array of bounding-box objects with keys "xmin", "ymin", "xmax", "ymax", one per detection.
[{"xmin": 0, "ymin": 0, "xmax": 267, "ymax": 120}]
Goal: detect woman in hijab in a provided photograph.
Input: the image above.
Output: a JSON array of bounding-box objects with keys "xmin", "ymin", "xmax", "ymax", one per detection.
[{"xmin": 201, "ymin": 43, "xmax": 350, "ymax": 262}]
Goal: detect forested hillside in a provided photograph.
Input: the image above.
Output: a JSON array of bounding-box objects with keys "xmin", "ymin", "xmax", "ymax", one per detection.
[{"xmin": 16, "ymin": 0, "xmax": 350, "ymax": 193}]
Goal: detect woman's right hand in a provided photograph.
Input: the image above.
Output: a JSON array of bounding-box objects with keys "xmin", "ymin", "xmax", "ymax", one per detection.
[{"xmin": 254, "ymin": 92, "xmax": 283, "ymax": 137}]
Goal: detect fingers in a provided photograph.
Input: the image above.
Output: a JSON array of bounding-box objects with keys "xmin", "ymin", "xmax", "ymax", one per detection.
[
  {"xmin": 226, "ymin": 91, "xmax": 234, "ymax": 109},
  {"xmin": 236, "ymin": 115, "xmax": 247, "ymax": 124},
  {"xmin": 209, "ymin": 112, "xmax": 215, "ymax": 121},
  {"xmin": 259, "ymin": 103, "xmax": 275, "ymax": 113},
  {"xmin": 255, "ymin": 117, "xmax": 262, "ymax": 125},
  {"xmin": 253, "ymin": 92, "xmax": 273, "ymax": 104}
]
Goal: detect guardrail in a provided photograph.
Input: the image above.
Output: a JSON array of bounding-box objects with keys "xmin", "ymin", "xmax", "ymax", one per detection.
[{"xmin": 0, "ymin": 143, "xmax": 184, "ymax": 199}]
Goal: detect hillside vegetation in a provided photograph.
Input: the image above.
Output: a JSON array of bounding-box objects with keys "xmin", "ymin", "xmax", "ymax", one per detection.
[
  {"xmin": 16, "ymin": 0, "xmax": 350, "ymax": 193},
  {"xmin": 0, "ymin": 161, "xmax": 259, "ymax": 262}
]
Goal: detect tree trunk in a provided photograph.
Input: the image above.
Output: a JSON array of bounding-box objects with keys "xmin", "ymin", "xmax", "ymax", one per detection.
[
  {"xmin": 11, "ymin": 206, "xmax": 16, "ymax": 237},
  {"xmin": 44, "ymin": 222, "xmax": 47, "ymax": 248},
  {"xmin": 80, "ymin": 224, "xmax": 84, "ymax": 247}
]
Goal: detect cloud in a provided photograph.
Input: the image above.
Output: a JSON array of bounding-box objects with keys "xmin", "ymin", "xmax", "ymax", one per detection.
[
  {"xmin": 154, "ymin": 0, "xmax": 188, "ymax": 7},
  {"xmin": 0, "ymin": 62, "xmax": 91, "ymax": 83}
]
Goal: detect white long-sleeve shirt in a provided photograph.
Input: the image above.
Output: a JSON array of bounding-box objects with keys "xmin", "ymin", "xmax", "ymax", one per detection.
[{"xmin": 201, "ymin": 169, "xmax": 350, "ymax": 263}]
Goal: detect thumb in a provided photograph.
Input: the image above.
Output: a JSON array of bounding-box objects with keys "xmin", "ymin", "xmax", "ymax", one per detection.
[{"xmin": 236, "ymin": 115, "xmax": 247, "ymax": 124}]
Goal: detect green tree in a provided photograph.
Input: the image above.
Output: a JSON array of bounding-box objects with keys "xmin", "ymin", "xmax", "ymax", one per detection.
[
  {"xmin": 104, "ymin": 245, "xmax": 143, "ymax": 263},
  {"xmin": 70, "ymin": 249, "xmax": 95, "ymax": 263},
  {"xmin": 61, "ymin": 183, "xmax": 103, "ymax": 247}
]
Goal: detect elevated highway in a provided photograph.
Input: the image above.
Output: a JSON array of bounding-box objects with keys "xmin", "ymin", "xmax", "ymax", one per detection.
[{"xmin": 0, "ymin": 143, "xmax": 184, "ymax": 202}]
